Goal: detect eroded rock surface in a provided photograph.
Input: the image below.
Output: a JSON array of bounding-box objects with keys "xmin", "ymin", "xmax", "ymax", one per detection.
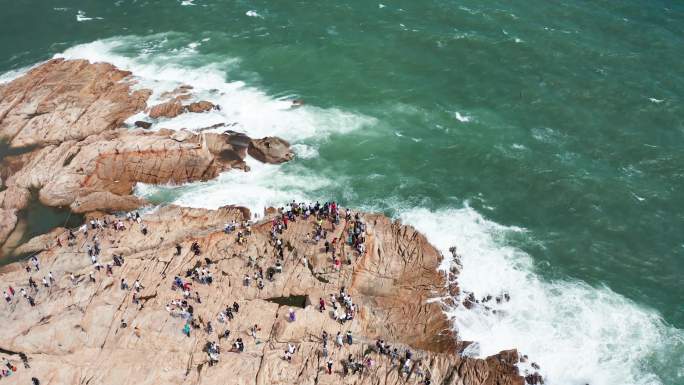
[
  {"xmin": 0, "ymin": 58, "xmax": 150, "ymax": 148},
  {"xmin": 0, "ymin": 205, "xmax": 524, "ymax": 385},
  {"xmin": 249, "ymin": 136, "xmax": 295, "ymax": 164},
  {"xmin": 0, "ymin": 59, "xmax": 292, "ymax": 249}
]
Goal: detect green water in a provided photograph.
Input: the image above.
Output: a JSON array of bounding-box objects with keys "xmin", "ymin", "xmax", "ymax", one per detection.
[{"xmin": 1, "ymin": 1, "xmax": 683, "ymax": 383}]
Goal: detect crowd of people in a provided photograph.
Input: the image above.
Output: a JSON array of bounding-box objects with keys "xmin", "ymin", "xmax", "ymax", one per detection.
[{"xmin": 2, "ymin": 201, "xmax": 434, "ymax": 384}]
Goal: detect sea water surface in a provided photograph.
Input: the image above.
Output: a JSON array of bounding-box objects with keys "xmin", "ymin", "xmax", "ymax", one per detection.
[{"xmin": 1, "ymin": 1, "xmax": 683, "ymax": 384}]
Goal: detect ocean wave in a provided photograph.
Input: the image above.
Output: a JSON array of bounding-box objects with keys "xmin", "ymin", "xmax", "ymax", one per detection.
[
  {"xmin": 291, "ymin": 143, "xmax": 319, "ymax": 159},
  {"xmin": 135, "ymin": 158, "xmax": 329, "ymax": 215},
  {"xmin": 76, "ymin": 10, "xmax": 102, "ymax": 22},
  {"xmin": 454, "ymin": 111, "xmax": 472, "ymax": 122},
  {"xmin": 54, "ymin": 36, "xmax": 375, "ymax": 142},
  {"xmin": 399, "ymin": 206, "xmax": 684, "ymax": 385}
]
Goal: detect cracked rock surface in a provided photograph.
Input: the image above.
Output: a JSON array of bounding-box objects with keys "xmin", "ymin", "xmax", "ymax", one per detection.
[
  {"xmin": 0, "ymin": 59, "xmax": 292, "ymax": 250},
  {"xmin": 0, "ymin": 205, "xmax": 523, "ymax": 385}
]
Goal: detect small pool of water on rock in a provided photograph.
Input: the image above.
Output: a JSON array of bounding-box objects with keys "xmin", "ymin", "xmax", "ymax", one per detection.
[
  {"xmin": 0, "ymin": 200, "xmax": 84, "ymax": 265},
  {"xmin": 266, "ymin": 295, "xmax": 310, "ymax": 309}
]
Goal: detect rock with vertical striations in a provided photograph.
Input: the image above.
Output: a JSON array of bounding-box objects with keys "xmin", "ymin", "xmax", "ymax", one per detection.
[{"xmin": 0, "ymin": 205, "xmax": 526, "ymax": 385}]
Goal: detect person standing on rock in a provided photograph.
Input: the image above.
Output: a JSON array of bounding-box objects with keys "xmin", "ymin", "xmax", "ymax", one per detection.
[
  {"xmin": 327, "ymin": 358, "xmax": 334, "ymax": 374},
  {"xmin": 336, "ymin": 332, "xmax": 343, "ymax": 347},
  {"xmin": 3, "ymin": 291, "xmax": 10, "ymax": 303},
  {"xmin": 346, "ymin": 330, "xmax": 353, "ymax": 345},
  {"xmin": 288, "ymin": 308, "xmax": 296, "ymax": 322},
  {"xmin": 183, "ymin": 322, "xmax": 191, "ymax": 337},
  {"xmin": 30, "ymin": 256, "xmax": 40, "ymax": 271}
]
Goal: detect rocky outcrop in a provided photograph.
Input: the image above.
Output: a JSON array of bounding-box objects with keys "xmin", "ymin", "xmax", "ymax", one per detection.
[
  {"xmin": 0, "ymin": 58, "xmax": 150, "ymax": 148},
  {"xmin": 12, "ymin": 227, "xmax": 65, "ymax": 256},
  {"xmin": 148, "ymin": 99, "xmax": 216, "ymax": 119},
  {"xmin": 0, "ymin": 205, "xmax": 525, "ymax": 385},
  {"xmin": 249, "ymin": 137, "xmax": 294, "ymax": 164},
  {"xmin": 0, "ymin": 58, "xmax": 528, "ymax": 384},
  {"xmin": 0, "ymin": 59, "xmax": 292, "ymax": 249},
  {"xmin": 148, "ymin": 98, "xmax": 185, "ymax": 119}
]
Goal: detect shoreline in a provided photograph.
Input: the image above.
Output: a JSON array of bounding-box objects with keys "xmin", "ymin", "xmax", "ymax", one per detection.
[{"xmin": 0, "ymin": 58, "xmax": 532, "ymax": 384}]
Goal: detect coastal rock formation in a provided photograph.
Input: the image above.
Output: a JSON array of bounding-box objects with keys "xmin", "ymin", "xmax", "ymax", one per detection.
[
  {"xmin": 0, "ymin": 58, "xmax": 150, "ymax": 148},
  {"xmin": 148, "ymin": 98, "xmax": 185, "ymax": 119},
  {"xmin": 148, "ymin": 99, "xmax": 216, "ymax": 119},
  {"xmin": 0, "ymin": 205, "xmax": 524, "ymax": 385},
  {"xmin": 1, "ymin": 58, "xmax": 528, "ymax": 385},
  {"xmin": 249, "ymin": 136, "xmax": 295, "ymax": 164},
  {"xmin": 0, "ymin": 59, "xmax": 292, "ymax": 249}
]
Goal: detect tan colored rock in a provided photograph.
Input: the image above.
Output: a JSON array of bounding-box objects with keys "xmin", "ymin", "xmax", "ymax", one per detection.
[
  {"xmin": 148, "ymin": 99, "xmax": 214, "ymax": 119},
  {"xmin": 0, "ymin": 58, "xmax": 150, "ymax": 148},
  {"xmin": 12, "ymin": 227, "xmax": 66, "ymax": 255},
  {"xmin": 249, "ymin": 137, "xmax": 294, "ymax": 164},
  {"xmin": 70, "ymin": 191, "xmax": 144, "ymax": 214},
  {"xmin": 148, "ymin": 99, "xmax": 185, "ymax": 119},
  {"xmin": 0, "ymin": 208, "xmax": 17, "ymax": 249},
  {"xmin": 186, "ymin": 100, "xmax": 216, "ymax": 113},
  {"xmin": 159, "ymin": 85, "xmax": 193, "ymax": 100},
  {"xmin": 0, "ymin": 205, "xmax": 524, "ymax": 385},
  {"xmin": 0, "ymin": 59, "xmax": 293, "ymax": 218}
]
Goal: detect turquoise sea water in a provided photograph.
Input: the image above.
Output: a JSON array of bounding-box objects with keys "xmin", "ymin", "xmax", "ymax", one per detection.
[{"xmin": 1, "ymin": 1, "xmax": 683, "ymax": 384}]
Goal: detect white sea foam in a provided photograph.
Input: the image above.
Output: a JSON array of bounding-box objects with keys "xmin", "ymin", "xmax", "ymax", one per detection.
[
  {"xmin": 454, "ymin": 111, "xmax": 472, "ymax": 122},
  {"xmin": 291, "ymin": 144, "xmax": 319, "ymax": 159},
  {"xmin": 399, "ymin": 206, "xmax": 683, "ymax": 385},
  {"xmin": 76, "ymin": 10, "xmax": 92, "ymax": 22},
  {"xmin": 648, "ymin": 97, "xmax": 664, "ymax": 104},
  {"xmin": 180, "ymin": 0, "xmax": 196, "ymax": 6},
  {"xmin": 76, "ymin": 10, "xmax": 102, "ymax": 22},
  {"xmin": 0, "ymin": 63, "xmax": 38, "ymax": 84},
  {"xmin": 55, "ymin": 37, "xmax": 375, "ymax": 142},
  {"xmin": 136, "ymin": 158, "xmax": 329, "ymax": 215},
  {"xmin": 246, "ymin": 10, "xmax": 262, "ymax": 18}
]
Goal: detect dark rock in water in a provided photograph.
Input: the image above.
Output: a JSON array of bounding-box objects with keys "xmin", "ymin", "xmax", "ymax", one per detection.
[
  {"xmin": 134, "ymin": 121, "xmax": 152, "ymax": 129},
  {"xmin": 531, "ymin": 362, "xmax": 540, "ymax": 370},
  {"xmin": 525, "ymin": 372, "xmax": 544, "ymax": 384},
  {"xmin": 504, "ymin": 293, "xmax": 511, "ymax": 302},
  {"xmin": 463, "ymin": 292, "xmax": 477, "ymax": 309},
  {"xmin": 483, "ymin": 294, "xmax": 493, "ymax": 303},
  {"xmin": 496, "ymin": 349, "xmax": 520, "ymax": 365},
  {"xmin": 225, "ymin": 131, "xmax": 252, "ymax": 149}
]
